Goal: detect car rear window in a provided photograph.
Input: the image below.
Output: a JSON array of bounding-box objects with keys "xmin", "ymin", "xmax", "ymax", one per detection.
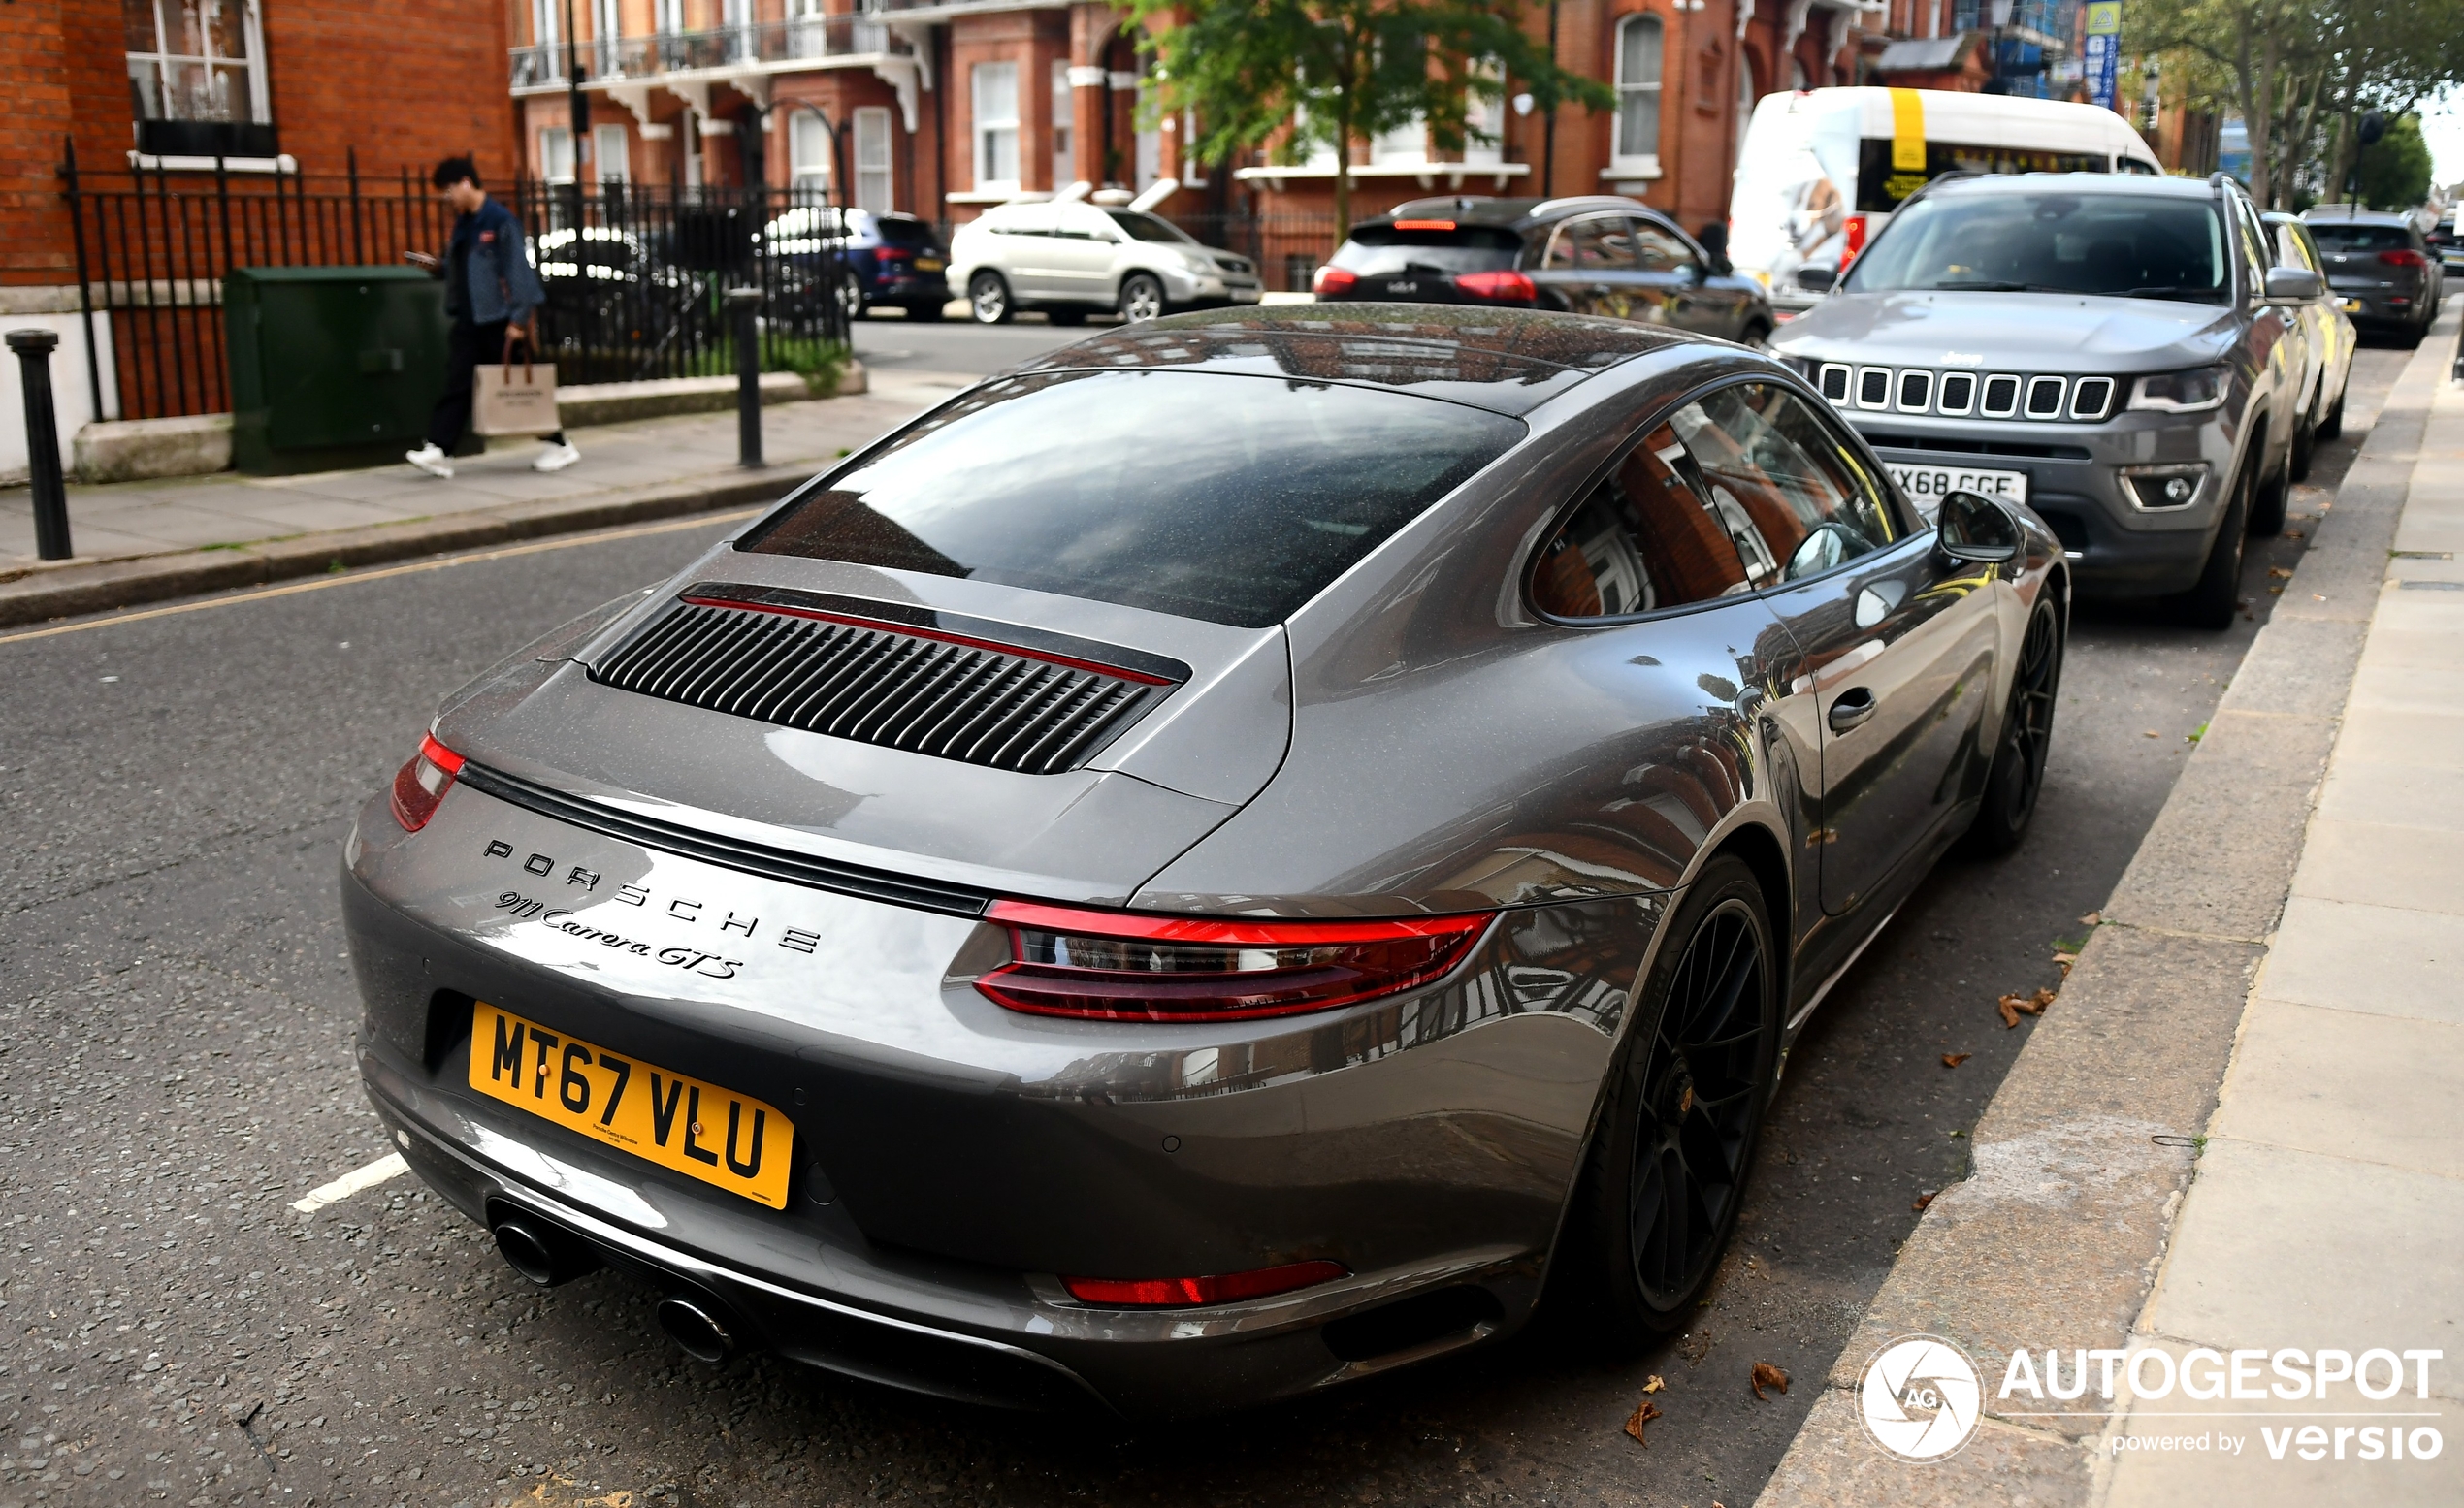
[
  {"xmin": 1845, "ymin": 192, "xmax": 2228, "ymax": 302},
  {"xmin": 874, "ymin": 216, "xmax": 934, "ymax": 248},
  {"xmin": 739, "ymin": 369, "xmax": 1525, "ymax": 628},
  {"xmin": 1331, "ymin": 223, "xmax": 1524, "ymax": 277},
  {"xmin": 2307, "ymin": 223, "xmax": 2415, "ymax": 253}
]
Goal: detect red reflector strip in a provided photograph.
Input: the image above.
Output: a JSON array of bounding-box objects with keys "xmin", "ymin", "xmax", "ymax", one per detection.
[
  {"xmin": 1061, "ymin": 1259, "xmax": 1348, "ymax": 1308},
  {"xmin": 1392, "ymin": 219, "xmax": 1456, "ymax": 231},
  {"xmin": 418, "ymin": 732, "xmax": 465, "ymax": 775}
]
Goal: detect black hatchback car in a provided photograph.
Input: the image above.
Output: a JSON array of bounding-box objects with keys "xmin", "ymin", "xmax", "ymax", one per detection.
[
  {"xmin": 2300, "ymin": 205, "xmax": 2440, "ymax": 345},
  {"xmin": 1313, "ymin": 195, "xmax": 1774, "ymax": 345}
]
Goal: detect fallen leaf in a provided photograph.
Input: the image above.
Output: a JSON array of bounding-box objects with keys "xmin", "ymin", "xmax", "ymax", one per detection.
[
  {"xmin": 1623, "ymin": 1399, "xmax": 1663, "ymax": 1445},
  {"xmin": 2023, "ymin": 986, "xmax": 2055, "ymax": 1013},
  {"xmin": 2079, "ymin": 911, "xmax": 2101, "ymax": 927},
  {"xmin": 1941, "ymin": 1052, "xmax": 1971, "ymax": 1068},
  {"xmin": 2143, "ymin": 729, "xmax": 2160, "ymax": 738},
  {"xmin": 1750, "ymin": 1362, "xmax": 1791, "ymax": 1400},
  {"xmin": 1913, "ymin": 1190, "xmax": 1937, "ymax": 1211},
  {"xmin": 2268, "ymin": 566, "xmax": 2294, "ymax": 578},
  {"xmin": 2286, "ymin": 529, "xmax": 2305, "ymax": 539},
  {"xmin": 2269, "ymin": 585, "xmax": 2286, "ymax": 595},
  {"xmin": 1641, "ymin": 1375, "xmax": 1666, "ymax": 1395},
  {"xmin": 1997, "ymin": 993, "xmax": 2022, "ymax": 1028},
  {"xmin": 1996, "ymin": 987, "xmax": 2055, "ymax": 1027}
]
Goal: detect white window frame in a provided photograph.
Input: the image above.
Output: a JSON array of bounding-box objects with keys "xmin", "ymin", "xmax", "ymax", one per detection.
[
  {"xmin": 1051, "ymin": 59, "xmax": 1075, "ymax": 189},
  {"xmin": 593, "ymin": 0, "xmax": 621, "ymax": 75},
  {"xmin": 531, "ymin": 0, "xmax": 559, "ymax": 51},
  {"xmin": 973, "ymin": 61, "xmax": 1021, "ymax": 193},
  {"xmin": 594, "ymin": 122, "xmax": 631, "ymax": 183},
  {"xmin": 1613, "ymin": 15, "xmax": 1664, "ymax": 176},
  {"xmin": 125, "ymin": 0, "xmax": 273, "ymax": 127},
  {"xmin": 1463, "ymin": 60, "xmax": 1504, "ymax": 167},
  {"xmin": 854, "ymin": 105, "xmax": 893, "ymax": 213},
  {"xmin": 790, "ymin": 112, "xmax": 833, "ymax": 192},
  {"xmin": 540, "ymin": 125, "xmax": 575, "ymax": 184},
  {"xmin": 1370, "ymin": 117, "xmax": 1425, "ymax": 168},
  {"xmin": 655, "ymin": 0, "xmax": 685, "ymax": 35}
]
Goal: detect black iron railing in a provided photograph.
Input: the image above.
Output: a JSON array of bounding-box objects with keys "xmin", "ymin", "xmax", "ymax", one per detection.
[{"xmin": 57, "ymin": 137, "xmax": 851, "ymax": 422}]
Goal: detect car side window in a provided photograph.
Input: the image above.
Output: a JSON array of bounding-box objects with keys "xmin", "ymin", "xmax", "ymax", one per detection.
[
  {"xmin": 2233, "ymin": 203, "xmax": 2271, "ymax": 295},
  {"xmin": 2273, "ymin": 221, "xmax": 2320, "ymax": 273},
  {"xmin": 1664, "ymin": 383, "xmax": 1901, "ymax": 584},
  {"xmin": 1633, "ymin": 221, "xmax": 1698, "ymax": 276},
  {"xmin": 1529, "ymin": 423, "xmax": 1768, "ymax": 618},
  {"xmin": 1544, "ymin": 214, "xmax": 1638, "ymax": 271}
]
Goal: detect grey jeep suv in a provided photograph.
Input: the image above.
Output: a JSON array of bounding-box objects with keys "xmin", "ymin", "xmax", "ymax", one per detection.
[{"xmin": 1770, "ymin": 173, "xmax": 2317, "ymax": 626}]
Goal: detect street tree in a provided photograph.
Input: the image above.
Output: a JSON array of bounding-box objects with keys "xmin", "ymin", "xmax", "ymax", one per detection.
[
  {"xmin": 1118, "ymin": 0, "xmax": 1613, "ymax": 251},
  {"xmin": 2354, "ymin": 113, "xmax": 2432, "ymax": 208}
]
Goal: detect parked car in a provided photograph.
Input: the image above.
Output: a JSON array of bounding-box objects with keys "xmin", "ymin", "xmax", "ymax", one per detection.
[
  {"xmin": 2262, "ymin": 210, "xmax": 2358, "ymax": 478},
  {"xmin": 1771, "ymin": 172, "xmax": 2317, "ymax": 627},
  {"xmin": 2301, "ymin": 204, "xmax": 2441, "ymax": 346},
  {"xmin": 1313, "ymin": 195, "xmax": 1773, "ymax": 345},
  {"xmin": 762, "ymin": 207, "xmax": 950, "ymax": 321},
  {"xmin": 1728, "ymin": 86, "xmax": 2162, "ymax": 318},
  {"xmin": 949, "ymin": 198, "xmax": 1261, "ymax": 325},
  {"xmin": 343, "ymin": 305, "xmax": 2065, "ymax": 1417},
  {"xmin": 530, "ymin": 226, "xmax": 702, "ymax": 377},
  {"xmin": 2423, "ymin": 211, "xmax": 2464, "ymax": 273}
]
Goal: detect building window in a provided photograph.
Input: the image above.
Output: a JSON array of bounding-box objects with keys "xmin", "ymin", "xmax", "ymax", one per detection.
[
  {"xmin": 1614, "ymin": 15, "xmax": 1664, "ymax": 169},
  {"xmin": 530, "ymin": 0, "xmax": 559, "ymax": 52},
  {"xmin": 594, "ymin": 0, "xmax": 621, "ymax": 75},
  {"xmin": 974, "ymin": 61, "xmax": 1020, "ymax": 192},
  {"xmin": 595, "ymin": 123, "xmax": 631, "ymax": 183},
  {"xmin": 125, "ymin": 0, "xmax": 271, "ymax": 129},
  {"xmin": 1735, "ymin": 51, "xmax": 1757, "ymax": 169},
  {"xmin": 854, "ymin": 106, "xmax": 893, "ymax": 213},
  {"xmin": 790, "ymin": 112, "xmax": 832, "ymax": 192},
  {"xmin": 1052, "ymin": 60, "xmax": 1074, "ymax": 189},
  {"xmin": 1370, "ymin": 118, "xmax": 1425, "ymax": 168},
  {"xmin": 540, "ymin": 125, "xmax": 575, "ymax": 184}
]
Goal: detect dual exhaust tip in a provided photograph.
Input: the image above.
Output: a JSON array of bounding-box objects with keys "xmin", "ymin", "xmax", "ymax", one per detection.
[{"xmin": 489, "ymin": 1211, "xmax": 736, "ymax": 1364}]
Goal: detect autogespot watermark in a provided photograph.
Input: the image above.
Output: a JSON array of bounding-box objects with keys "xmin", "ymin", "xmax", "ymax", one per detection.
[{"xmin": 1859, "ymin": 1337, "xmax": 2448, "ymax": 1465}]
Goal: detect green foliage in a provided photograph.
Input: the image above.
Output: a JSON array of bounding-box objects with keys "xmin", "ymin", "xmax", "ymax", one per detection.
[
  {"xmin": 2356, "ymin": 113, "xmax": 2432, "ymax": 208},
  {"xmin": 1119, "ymin": 0, "xmax": 1613, "ymax": 243}
]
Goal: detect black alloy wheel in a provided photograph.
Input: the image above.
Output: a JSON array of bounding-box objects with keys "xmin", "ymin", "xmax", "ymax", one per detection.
[
  {"xmin": 1961, "ymin": 599, "xmax": 2062, "ymax": 856},
  {"xmin": 1568, "ymin": 854, "xmax": 1778, "ymax": 1342},
  {"xmin": 2179, "ymin": 457, "xmax": 2251, "ymax": 630},
  {"xmin": 838, "ymin": 272, "xmax": 866, "ymax": 324},
  {"xmin": 969, "ymin": 271, "xmax": 1013, "ymax": 325}
]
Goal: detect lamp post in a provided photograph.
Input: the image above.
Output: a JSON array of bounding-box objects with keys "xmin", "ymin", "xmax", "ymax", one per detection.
[{"xmin": 564, "ymin": 0, "xmax": 591, "ymax": 227}]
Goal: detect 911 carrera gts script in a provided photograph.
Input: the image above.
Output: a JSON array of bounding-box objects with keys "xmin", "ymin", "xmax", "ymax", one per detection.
[
  {"xmin": 480, "ymin": 838, "xmax": 828, "ymax": 954},
  {"xmin": 491, "ymin": 889, "xmax": 742, "ymax": 979}
]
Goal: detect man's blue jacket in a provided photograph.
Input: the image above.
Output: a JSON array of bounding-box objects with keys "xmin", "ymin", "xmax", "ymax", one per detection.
[{"xmin": 446, "ymin": 195, "xmax": 547, "ymax": 327}]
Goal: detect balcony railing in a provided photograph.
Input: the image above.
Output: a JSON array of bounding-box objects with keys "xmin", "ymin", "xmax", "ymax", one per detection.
[{"xmin": 511, "ymin": 16, "xmax": 912, "ymax": 89}]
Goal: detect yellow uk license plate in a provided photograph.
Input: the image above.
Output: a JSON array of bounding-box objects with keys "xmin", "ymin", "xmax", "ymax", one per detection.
[
  {"xmin": 467, "ymin": 1003, "xmax": 794, "ymax": 1209},
  {"xmin": 914, "ymin": 257, "xmax": 946, "ymax": 272}
]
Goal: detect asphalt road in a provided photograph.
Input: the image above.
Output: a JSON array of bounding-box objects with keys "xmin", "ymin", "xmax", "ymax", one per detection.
[{"xmin": 0, "ymin": 337, "xmax": 2411, "ymax": 1508}]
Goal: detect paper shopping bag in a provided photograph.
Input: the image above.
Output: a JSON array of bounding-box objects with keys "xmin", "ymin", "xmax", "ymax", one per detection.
[{"xmin": 472, "ymin": 359, "xmax": 561, "ymax": 436}]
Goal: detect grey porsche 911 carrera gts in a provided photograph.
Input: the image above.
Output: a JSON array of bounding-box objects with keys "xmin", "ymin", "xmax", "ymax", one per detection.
[{"xmin": 341, "ymin": 305, "xmax": 2066, "ymax": 1418}]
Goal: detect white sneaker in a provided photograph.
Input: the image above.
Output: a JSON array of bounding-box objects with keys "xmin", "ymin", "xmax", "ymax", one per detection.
[
  {"xmin": 405, "ymin": 443, "xmax": 453, "ymax": 479},
  {"xmin": 533, "ymin": 441, "xmax": 581, "ymax": 473}
]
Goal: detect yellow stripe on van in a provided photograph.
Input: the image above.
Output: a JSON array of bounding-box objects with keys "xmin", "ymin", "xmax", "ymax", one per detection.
[{"xmin": 1890, "ymin": 88, "xmax": 1927, "ymax": 172}]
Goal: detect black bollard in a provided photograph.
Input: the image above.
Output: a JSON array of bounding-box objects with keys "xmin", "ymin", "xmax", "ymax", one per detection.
[
  {"xmin": 726, "ymin": 287, "xmax": 763, "ymax": 469},
  {"xmin": 7, "ymin": 329, "xmax": 72, "ymax": 561}
]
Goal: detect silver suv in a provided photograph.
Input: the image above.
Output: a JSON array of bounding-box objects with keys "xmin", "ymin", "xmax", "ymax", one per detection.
[{"xmin": 1770, "ymin": 173, "xmax": 2317, "ymax": 627}]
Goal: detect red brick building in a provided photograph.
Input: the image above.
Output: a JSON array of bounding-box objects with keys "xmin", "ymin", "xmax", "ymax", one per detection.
[
  {"xmin": 3, "ymin": 0, "xmax": 517, "ymax": 478},
  {"xmin": 501, "ymin": 0, "xmax": 2070, "ymax": 280}
]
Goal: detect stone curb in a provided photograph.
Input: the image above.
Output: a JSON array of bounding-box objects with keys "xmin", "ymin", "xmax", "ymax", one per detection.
[
  {"xmin": 1753, "ymin": 311, "xmax": 2458, "ymax": 1506},
  {"xmin": 0, "ymin": 465, "xmax": 813, "ymax": 630}
]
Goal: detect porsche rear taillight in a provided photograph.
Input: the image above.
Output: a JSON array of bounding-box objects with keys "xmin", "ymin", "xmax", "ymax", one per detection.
[
  {"xmin": 975, "ymin": 901, "xmax": 1490, "ymax": 1023},
  {"xmin": 389, "ymin": 732, "xmax": 464, "ymax": 832}
]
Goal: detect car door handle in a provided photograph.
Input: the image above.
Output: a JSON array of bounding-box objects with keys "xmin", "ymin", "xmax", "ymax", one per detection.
[{"xmin": 1829, "ymin": 688, "xmax": 1878, "ymax": 733}]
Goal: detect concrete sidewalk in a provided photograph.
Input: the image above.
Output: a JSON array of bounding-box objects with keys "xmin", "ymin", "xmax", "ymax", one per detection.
[
  {"xmin": 2092, "ymin": 359, "xmax": 2464, "ymax": 1501},
  {"xmin": 0, "ymin": 367, "xmax": 965, "ymax": 624}
]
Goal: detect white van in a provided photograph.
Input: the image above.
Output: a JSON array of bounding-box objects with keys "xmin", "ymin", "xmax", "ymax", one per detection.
[{"xmin": 1728, "ymin": 88, "xmax": 2162, "ymax": 316}]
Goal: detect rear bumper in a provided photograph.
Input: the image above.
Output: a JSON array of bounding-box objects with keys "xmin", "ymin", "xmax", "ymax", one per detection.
[{"xmin": 340, "ymin": 780, "xmax": 1650, "ymax": 1413}]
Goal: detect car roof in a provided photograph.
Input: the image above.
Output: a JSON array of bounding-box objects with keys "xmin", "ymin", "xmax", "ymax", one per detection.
[
  {"xmin": 1921, "ymin": 171, "xmax": 2220, "ymax": 201},
  {"xmin": 2301, "ymin": 204, "xmax": 2415, "ymax": 225},
  {"xmin": 1008, "ymin": 305, "xmax": 1699, "ymax": 416},
  {"xmin": 1368, "ymin": 193, "xmax": 1657, "ymax": 231}
]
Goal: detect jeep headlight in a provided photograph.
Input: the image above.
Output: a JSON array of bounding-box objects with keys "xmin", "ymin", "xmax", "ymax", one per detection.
[{"xmin": 2127, "ymin": 365, "xmax": 2229, "ymax": 414}]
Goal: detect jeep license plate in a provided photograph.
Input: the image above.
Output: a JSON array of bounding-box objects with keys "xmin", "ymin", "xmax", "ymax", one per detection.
[{"xmin": 1887, "ymin": 463, "xmax": 2028, "ymax": 517}]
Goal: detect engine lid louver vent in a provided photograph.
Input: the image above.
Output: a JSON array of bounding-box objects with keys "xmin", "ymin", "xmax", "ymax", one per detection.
[{"xmin": 591, "ymin": 585, "xmax": 1187, "ymax": 776}]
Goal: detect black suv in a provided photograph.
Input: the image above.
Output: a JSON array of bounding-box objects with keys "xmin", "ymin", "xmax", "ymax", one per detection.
[{"xmin": 1313, "ymin": 195, "xmax": 1773, "ymax": 344}]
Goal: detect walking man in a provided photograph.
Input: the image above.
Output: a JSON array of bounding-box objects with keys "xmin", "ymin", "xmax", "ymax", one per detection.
[{"xmin": 405, "ymin": 156, "xmax": 580, "ymax": 478}]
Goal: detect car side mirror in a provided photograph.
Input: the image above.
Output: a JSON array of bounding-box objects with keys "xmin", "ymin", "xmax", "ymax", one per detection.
[
  {"xmin": 1936, "ymin": 490, "xmax": 2022, "ymax": 564},
  {"xmin": 1795, "ymin": 265, "xmax": 1836, "ymax": 293},
  {"xmin": 2263, "ymin": 266, "xmax": 2323, "ymax": 303}
]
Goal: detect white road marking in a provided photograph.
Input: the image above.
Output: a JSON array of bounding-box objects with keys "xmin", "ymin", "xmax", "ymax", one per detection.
[{"xmin": 291, "ymin": 1152, "xmax": 409, "ymax": 1213}]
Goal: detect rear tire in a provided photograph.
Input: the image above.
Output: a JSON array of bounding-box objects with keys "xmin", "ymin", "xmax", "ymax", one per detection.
[
  {"xmin": 1738, "ymin": 319, "xmax": 1773, "ymax": 350},
  {"xmin": 1560, "ymin": 854, "xmax": 1778, "ymax": 1346},
  {"xmin": 1961, "ymin": 599, "xmax": 2062, "ymax": 857},
  {"xmin": 2248, "ymin": 447, "xmax": 2289, "ymax": 537},
  {"xmin": 968, "ymin": 272, "xmax": 1013, "ymax": 325},
  {"xmin": 2176, "ymin": 461, "xmax": 2251, "ymax": 630},
  {"xmin": 2289, "ymin": 391, "xmax": 2318, "ymax": 482},
  {"xmin": 2318, "ymin": 382, "xmax": 2346, "ymax": 441}
]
